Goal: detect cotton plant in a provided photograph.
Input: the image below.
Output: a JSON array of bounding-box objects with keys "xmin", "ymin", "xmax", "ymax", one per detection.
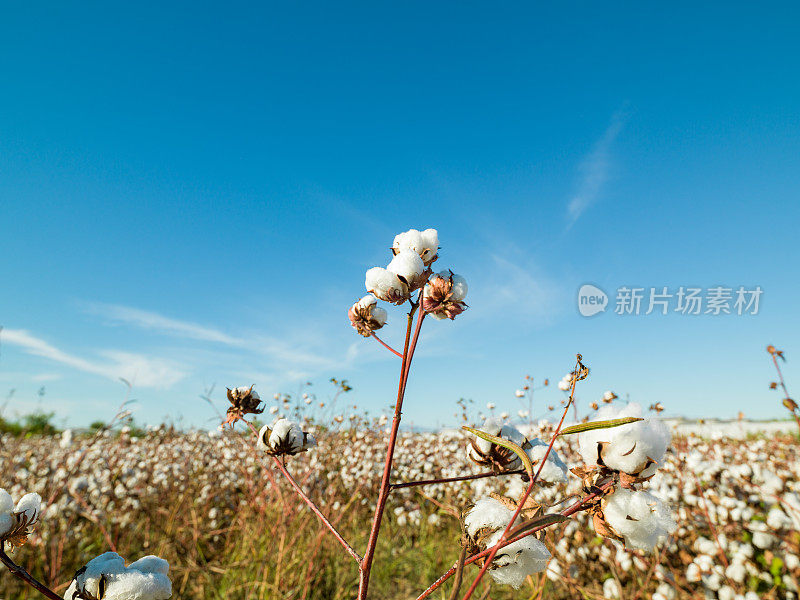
[
  {"xmin": 0, "ymin": 227, "xmax": 683, "ymax": 600},
  {"xmin": 574, "ymin": 402, "xmax": 677, "ymax": 552},
  {"xmin": 209, "ymin": 228, "xmax": 678, "ymax": 600}
]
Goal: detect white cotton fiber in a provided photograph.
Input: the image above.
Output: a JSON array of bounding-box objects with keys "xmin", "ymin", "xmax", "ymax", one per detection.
[
  {"xmin": 577, "ymin": 402, "xmax": 670, "ymax": 476},
  {"xmin": 602, "ymin": 488, "xmax": 676, "ymax": 551}
]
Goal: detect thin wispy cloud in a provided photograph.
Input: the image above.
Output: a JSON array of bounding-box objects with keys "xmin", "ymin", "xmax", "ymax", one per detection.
[
  {"xmin": 85, "ymin": 302, "xmax": 360, "ymax": 372},
  {"xmin": 85, "ymin": 303, "xmax": 245, "ymax": 346},
  {"xmin": 1, "ymin": 328, "xmax": 187, "ymax": 388},
  {"xmin": 567, "ymin": 111, "xmax": 626, "ymax": 226}
]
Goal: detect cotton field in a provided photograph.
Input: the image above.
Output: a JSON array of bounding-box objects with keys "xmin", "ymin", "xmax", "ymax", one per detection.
[{"xmin": 1, "ymin": 413, "xmax": 798, "ymax": 600}]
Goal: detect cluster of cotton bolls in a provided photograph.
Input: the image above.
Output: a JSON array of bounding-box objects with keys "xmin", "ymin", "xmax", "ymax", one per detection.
[
  {"xmin": 575, "ymin": 402, "xmax": 676, "ymax": 551},
  {"xmin": 64, "ymin": 552, "xmax": 172, "ymax": 600},
  {"xmin": 349, "ymin": 228, "xmax": 468, "ymax": 337},
  {"xmin": 461, "ymin": 419, "xmax": 568, "ymax": 587}
]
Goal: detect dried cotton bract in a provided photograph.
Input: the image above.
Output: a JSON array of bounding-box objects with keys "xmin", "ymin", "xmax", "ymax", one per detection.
[
  {"xmin": 465, "ymin": 497, "xmax": 551, "ymax": 588},
  {"xmin": 257, "ymin": 419, "xmax": 317, "ymax": 456},
  {"xmin": 422, "ymin": 271, "xmax": 468, "ymax": 320},
  {"xmin": 467, "ymin": 419, "xmax": 527, "ymax": 472},
  {"xmin": 0, "ymin": 489, "xmax": 41, "ymax": 549},
  {"xmin": 223, "ymin": 386, "xmax": 264, "ymax": 427},
  {"xmin": 348, "ymin": 294, "xmax": 388, "ymax": 337},
  {"xmin": 64, "ymin": 552, "xmax": 172, "ymax": 600}
]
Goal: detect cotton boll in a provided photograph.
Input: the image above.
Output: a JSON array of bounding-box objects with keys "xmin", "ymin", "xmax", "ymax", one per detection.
[
  {"xmin": 484, "ymin": 527, "xmax": 550, "ymax": 588},
  {"xmin": 393, "ymin": 228, "xmax": 439, "ymax": 265},
  {"xmin": 449, "ymin": 274, "xmax": 468, "ymax": 302},
  {"xmin": 365, "ymin": 267, "xmax": 409, "ymax": 304},
  {"xmin": 602, "ymin": 488, "xmax": 676, "ymax": 551},
  {"xmin": 64, "ymin": 552, "xmax": 172, "ymax": 600},
  {"xmin": 766, "ymin": 507, "xmax": 793, "ymax": 530},
  {"xmin": 603, "ymin": 578, "xmax": 621, "ymax": 599},
  {"xmin": 0, "ymin": 489, "xmax": 13, "ymax": 514},
  {"xmin": 0, "ymin": 490, "xmax": 13, "ymax": 537},
  {"xmin": 526, "ymin": 439, "xmax": 568, "ymax": 484},
  {"xmin": 577, "ymin": 402, "xmax": 670, "ymax": 477},
  {"xmin": 14, "ymin": 493, "xmax": 42, "ymax": 522},
  {"xmin": 465, "ymin": 497, "xmax": 516, "ymax": 537},
  {"xmin": 725, "ymin": 561, "xmax": 747, "ymax": 583},
  {"xmin": 386, "ymin": 250, "xmax": 427, "ymax": 289}
]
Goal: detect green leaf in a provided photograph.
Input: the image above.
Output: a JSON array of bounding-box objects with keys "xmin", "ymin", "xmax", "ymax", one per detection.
[
  {"xmin": 558, "ymin": 417, "xmax": 644, "ymax": 436},
  {"xmin": 462, "ymin": 426, "xmax": 533, "ymax": 479}
]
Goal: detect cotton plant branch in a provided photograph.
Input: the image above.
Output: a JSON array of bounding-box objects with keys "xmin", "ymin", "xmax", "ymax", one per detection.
[
  {"xmin": 390, "ymin": 469, "xmax": 525, "ymax": 491},
  {"xmin": 457, "ymin": 355, "xmax": 587, "ymax": 600},
  {"xmin": 767, "ymin": 345, "xmax": 800, "ymax": 432},
  {"xmin": 271, "ymin": 457, "xmax": 362, "ymax": 563},
  {"xmin": 0, "ymin": 543, "xmax": 62, "ymax": 600},
  {"xmin": 358, "ymin": 303, "xmax": 425, "ymax": 599},
  {"xmin": 369, "ymin": 332, "xmax": 403, "ymax": 358},
  {"xmin": 415, "ymin": 477, "xmax": 616, "ymax": 600}
]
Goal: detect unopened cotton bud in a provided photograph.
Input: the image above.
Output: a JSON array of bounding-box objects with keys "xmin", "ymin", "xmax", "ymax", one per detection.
[{"xmin": 365, "ymin": 267, "xmax": 409, "ymax": 304}]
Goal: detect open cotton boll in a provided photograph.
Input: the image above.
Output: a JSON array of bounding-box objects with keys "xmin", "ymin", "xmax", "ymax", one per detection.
[
  {"xmin": 349, "ymin": 294, "xmax": 388, "ymax": 337},
  {"xmin": 365, "ymin": 267, "xmax": 409, "ymax": 304},
  {"xmin": 0, "ymin": 489, "xmax": 14, "ymax": 514},
  {"xmin": 469, "ymin": 418, "xmax": 502, "ymax": 456},
  {"xmin": 258, "ymin": 419, "xmax": 316, "ymax": 456},
  {"xmin": 393, "ymin": 228, "xmax": 439, "ymax": 265},
  {"xmin": 269, "ymin": 419, "xmax": 304, "ymax": 451},
  {"xmin": 64, "ymin": 552, "xmax": 172, "ymax": 600},
  {"xmin": 386, "ymin": 250, "xmax": 427, "ymax": 289},
  {"xmin": 14, "ymin": 493, "xmax": 42, "ymax": 522},
  {"xmin": 602, "ymin": 488, "xmax": 676, "ymax": 551},
  {"xmin": 526, "ymin": 439, "xmax": 568, "ymax": 484},
  {"xmin": 577, "ymin": 402, "xmax": 670, "ymax": 477},
  {"xmin": 766, "ymin": 507, "xmax": 793, "ymax": 530},
  {"xmin": 0, "ymin": 490, "xmax": 14, "ymax": 537},
  {"xmin": 465, "ymin": 497, "xmax": 517, "ymax": 537},
  {"xmin": 485, "ymin": 529, "xmax": 550, "ymax": 588}
]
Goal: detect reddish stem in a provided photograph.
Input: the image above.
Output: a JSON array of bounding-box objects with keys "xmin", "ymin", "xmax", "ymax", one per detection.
[
  {"xmin": 771, "ymin": 353, "xmax": 800, "ymax": 433},
  {"xmin": 415, "ymin": 479, "xmax": 614, "ymax": 600},
  {"xmin": 459, "ymin": 358, "xmax": 581, "ymax": 600},
  {"xmin": 358, "ymin": 306, "xmax": 426, "ymax": 599},
  {"xmin": 0, "ymin": 546, "xmax": 63, "ymax": 600},
  {"xmin": 390, "ymin": 469, "xmax": 524, "ymax": 491},
  {"xmin": 370, "ymin": 332, "xmax": 403, "ymax": 358},
  {"xmin": 272, "ymin": 457, "xmax": 362, "ymax": 563}
]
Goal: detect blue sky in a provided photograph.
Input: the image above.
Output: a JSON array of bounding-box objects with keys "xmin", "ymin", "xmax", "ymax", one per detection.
[{"xmin": 1, "ymin": 2, "xmax": 799, "ymax": 428}]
